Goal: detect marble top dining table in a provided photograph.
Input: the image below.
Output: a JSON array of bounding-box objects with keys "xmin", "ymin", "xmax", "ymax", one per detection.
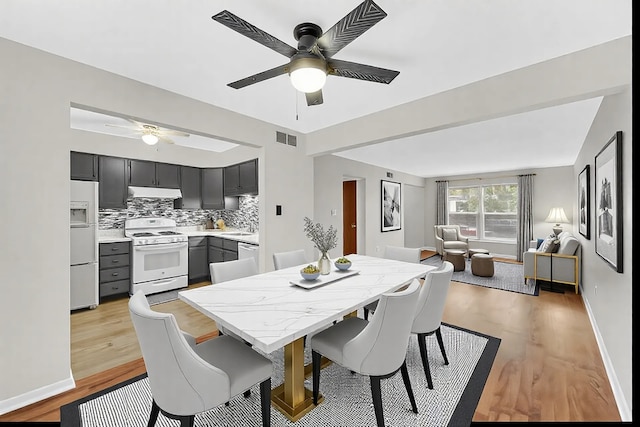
[{"xmin": 178, "ymin": 253, "xmax": 433, "ymax": 421}]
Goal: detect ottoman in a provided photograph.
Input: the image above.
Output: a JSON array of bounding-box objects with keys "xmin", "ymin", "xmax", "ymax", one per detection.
[
  {"xmin": 444, "ymin": 249, "xmax": 466, "ymax": 272},
  {"xmin": 468, "ymin": 248, "xmax": 490, "ymax": 259},
  {"xmin": 471, "ymin": 253, "xmax": 494, "ymax": 277}
]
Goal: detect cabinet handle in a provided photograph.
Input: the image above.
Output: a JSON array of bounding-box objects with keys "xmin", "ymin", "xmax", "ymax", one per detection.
[
  {"xmin": 112, "ymin": 272, "xmax": 119, "ymax": 276},
  {"xmin": 112, "ymin": 286, "xmax": 119, "ymax": 290},
  {"xmin": 112, "ymin": 260, "xmax": 119, "ymax": 264},
  {"xmin": 112, "ymin": 247, "xmax": 118, "ymax": 251}
]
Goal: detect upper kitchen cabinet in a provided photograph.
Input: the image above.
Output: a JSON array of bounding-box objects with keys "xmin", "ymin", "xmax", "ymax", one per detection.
[
  {"xmin": 70, "ymin": 151, "xmax": 98, "ymax": 181},
  {"xmin": 128, "ymin": 160, "xmax": 180, "ymax": 188},
  {"xmin": 224, "ymin": 159, "xmax": 258, "ymax": 196},
  {"xmin": 176, "ymin": 166, "xmax": 201, "ymax": 209},
  {"xmin": 201, "ymin": 167, "xmax": 225, "ymax": 210},
  {"xmin": 99, "ymin": 156, "xmax": 127, "ymax": 209}
]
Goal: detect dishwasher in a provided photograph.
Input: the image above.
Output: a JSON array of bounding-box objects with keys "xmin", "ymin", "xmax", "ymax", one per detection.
[{"xmin": 238, "ymin": 242, "xmax": 259, "ymax": 266}]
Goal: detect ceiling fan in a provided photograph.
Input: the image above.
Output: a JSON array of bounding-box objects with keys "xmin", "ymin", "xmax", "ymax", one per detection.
[
  {"xmin": 212, "ymin": 0, "xmax": 399, "ymax": 106},
  {"xmin": 105, "ymin": 119, "xmax": 190, "ymax": 145}
]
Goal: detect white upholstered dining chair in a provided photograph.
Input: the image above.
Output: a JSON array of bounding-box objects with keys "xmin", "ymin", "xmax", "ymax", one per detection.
[
  {"xmin": 310, "ymin": 279, "xmax": 421, "ymax": 427},
  {"xmin": 410, "ymin": 260, "xmax": 454, "ymax": 389},
  {"xmin": 363, "ymin": 245, "xmax": 422, "ymax": 320},
  {"xmin": 128, "ymin": 290, "xmax": 273, "ymax": 427},
  {"xmin": 272, "ymin": 249, "xmax": 307, "ymax": 270}
]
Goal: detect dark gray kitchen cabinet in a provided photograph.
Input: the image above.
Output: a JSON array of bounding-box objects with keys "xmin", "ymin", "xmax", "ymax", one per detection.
[
  {"xmin": 224, "ymin": 159, "xmax": 258, "ymax": 196},
  {"xmin": 128, "ymin": 160, "xmax": 180, "ymax": 188},
  {"xmin": 99, "ymin": 241, "xmax": 131, "ymax": 298},
  {"xmin": 188, "ymin": 236, "xmax": 209, "ymax": 283},
  {"xmin": 176, "ymin": 166, "xmax": 201, "ymax": 209},
  {"xmin": 208, "ymin": 236, "xmax": 238, "ymax": 268},
  {"xmin": 99, "ymin": 156, "xmax": 128, "ymax": 209},
  {"xmin": 201, "ymin": 168, "xmax": 225, "ymax": 210},
  {"xmin": 70, "ymin": 151, "xmax": 98, "ymax": 181}
]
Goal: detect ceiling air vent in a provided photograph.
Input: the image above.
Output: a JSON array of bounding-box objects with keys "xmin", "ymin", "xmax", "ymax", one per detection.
[{"xmin": 276, "ymin": 131, "xmax": 297, "ymax": 147}]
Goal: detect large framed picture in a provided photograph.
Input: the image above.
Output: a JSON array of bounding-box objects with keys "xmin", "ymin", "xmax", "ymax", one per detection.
[
  {"xmin": 578, "ymin": 164, "xmax": 590, "ymax": 239},
  {"xmin": 381, "ymin": 180, "xmax": 401, "ymax": 232},
  {"xmin": 594, "ymin": 131, "xmax": 623, "ymax": 272}
]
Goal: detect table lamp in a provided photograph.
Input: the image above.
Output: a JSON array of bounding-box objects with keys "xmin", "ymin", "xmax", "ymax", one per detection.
[{"xmin": 545, "ymin": 207, "xmax": 570, "ymax": 236}]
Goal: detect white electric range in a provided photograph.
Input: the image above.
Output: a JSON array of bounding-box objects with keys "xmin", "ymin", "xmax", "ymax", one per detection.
[{"xmin": 124, "ymin": 217, "xmax": 188, "ymax": 296}]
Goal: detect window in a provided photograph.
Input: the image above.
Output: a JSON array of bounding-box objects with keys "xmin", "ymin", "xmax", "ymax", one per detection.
[{"xmin": 448, "ymin": 183, "xmax": 518, "ymax": 241}]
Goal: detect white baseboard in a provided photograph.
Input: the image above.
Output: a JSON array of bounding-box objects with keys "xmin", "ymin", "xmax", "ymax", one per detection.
[
  {"xmin": 582, "ymin": 296, "xmax": 631, "ymax": 421},
  {"xmin": 0, "ymin": 371, "xmax": 75, "ymax": 416}
]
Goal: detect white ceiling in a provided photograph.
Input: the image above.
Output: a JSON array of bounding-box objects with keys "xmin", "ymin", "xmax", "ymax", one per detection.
[{"xmin": 0, "ymin": 0, "xmax": 632, "ymax": 177}]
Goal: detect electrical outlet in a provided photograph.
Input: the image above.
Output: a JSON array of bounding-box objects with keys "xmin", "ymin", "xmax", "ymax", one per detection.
[
  {"xmin": 375, "ymin": 246, "xmax": 380, "ymax": 252},
  {"xmin": 594, "ymin": 285, "xmax": 598, "ymax": 295},
  {"xmin": 331, "ymin": 209, "xmax": 337, "ymax": 216}
]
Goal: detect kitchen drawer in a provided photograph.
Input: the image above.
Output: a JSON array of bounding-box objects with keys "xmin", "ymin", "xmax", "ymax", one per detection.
[
  {"xmin": 222, "ymin": 239, "xmax": 238, "ymax": 251},
  {"xmin": 189, "ymin": 236, "xmax": 207, "ymax": 247},
  {"xmin": 100, "ymin": 279, "xmax": 130, "ymax": 297},
  {"xmin": 100, "ymin": 241, "xmax": 130, "ymax": 256},
  {"xmin": 99, "ymin": 266, "xmax": 130, "ymax": 283},
  {"xmin": 99, "ymin": 253, "xmax": 130, "ymax": 268}
]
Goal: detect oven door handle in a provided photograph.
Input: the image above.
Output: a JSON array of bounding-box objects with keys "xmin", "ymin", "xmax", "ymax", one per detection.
[{"xmin": 134, "ymin": 242, "xmax": 188, "ymax": 251}]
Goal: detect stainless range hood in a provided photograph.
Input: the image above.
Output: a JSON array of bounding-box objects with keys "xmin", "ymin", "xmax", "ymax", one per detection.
[{"xmin": 128, "ymin": 186, "xmax": 182, "ymax": 199}]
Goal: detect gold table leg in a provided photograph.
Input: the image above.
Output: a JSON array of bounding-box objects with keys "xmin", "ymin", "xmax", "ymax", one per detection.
[{"xmin": 271, "ymin": 337, "xmax": 323, "ymax": 422}]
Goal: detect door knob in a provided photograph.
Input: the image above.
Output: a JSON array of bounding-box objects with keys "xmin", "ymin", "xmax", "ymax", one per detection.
[{"xmin": 351, "ymin": 224, "xmax": 356, "ymax": 228}]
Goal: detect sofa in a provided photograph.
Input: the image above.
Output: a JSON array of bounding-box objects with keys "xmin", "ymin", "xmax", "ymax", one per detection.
[
  {"xmin": 434, "ymin": 225, "xmax": 469, "ymax": 256},
  {"xmin": 523, "ymin": 231, "xmax": 581, "ymax": 294}
]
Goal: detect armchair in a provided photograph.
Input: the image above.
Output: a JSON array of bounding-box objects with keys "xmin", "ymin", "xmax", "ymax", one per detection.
[{"xmin": 434, "ymin": 225, "xmax": 469, "ymax": 256}]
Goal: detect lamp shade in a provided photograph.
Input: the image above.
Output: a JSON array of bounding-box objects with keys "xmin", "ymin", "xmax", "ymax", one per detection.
[
  {"xmin": 545, "ymin": 207, "xmax": 570, "ymax": 225},
  {"xmin": 141, "ymin": 133, "xmax": 159, "ymax": 145},
  {"xmin": 289, "ymin": 56, "xmax": 327, "ymax": 93}
]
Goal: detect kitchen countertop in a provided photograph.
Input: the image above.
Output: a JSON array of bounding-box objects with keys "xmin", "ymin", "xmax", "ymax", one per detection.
[
  {"xmin": 180, "ymin": 228, "xmax": 259, "ymax": 245},
  {"xmin": 98, "ymin": 227, "xmax": 258, "ymax": 245}
]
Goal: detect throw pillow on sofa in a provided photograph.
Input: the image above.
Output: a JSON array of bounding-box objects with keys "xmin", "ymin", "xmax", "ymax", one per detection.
[
  {"xmin": 537, "ymin": 234, "xmax": 558, "ymax": 253},
  {"xmin": 442, "ymin": 228, "xmax": 458, "ymax": 241}
]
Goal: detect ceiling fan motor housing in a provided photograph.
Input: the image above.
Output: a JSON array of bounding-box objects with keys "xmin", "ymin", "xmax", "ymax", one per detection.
[{"xmin": 294, "ymin": 23, "xmax": 322, "ymax": 51}]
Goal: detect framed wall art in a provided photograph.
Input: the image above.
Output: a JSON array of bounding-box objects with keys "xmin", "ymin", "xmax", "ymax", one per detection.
[
  {"xmin": 594, "ymin": 131, "xmax": 623, "ymax": 272},
  {"xmin": 578, "ymin": 164, "xmax": 590, "ymax": 239},
  {"xmin": 381, "ymin": 180, "xmax": 401, "ymax": 232}
]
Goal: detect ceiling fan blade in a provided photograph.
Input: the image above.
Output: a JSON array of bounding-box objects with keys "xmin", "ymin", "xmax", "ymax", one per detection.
[
  {"xmin": 316, "ymin": 0, "xmax": 387, "ymax": 59},
  {"xmin": 212, "ymin": 10, "xmax": 297, "ymax": 58},
  {"xmin": 105, "ymin": 123, "xmax": 143, "ymax": 132},
  {"xmin": 305, "ymin": 90, "xmax": 323, "ymax": 106},
  {"xmin": 328, "ymin": 58, "xmax": 399, "ymax": 84},
  {"xmin": 158, "ymin": 135, "xmax": 175, "ymax": 144},
  {"xmin": 160, "ymin": 129, "xmax": 190, "ymax": 138},
  {"xmin": 228, "ymin": 63, "xmax": 289, "ymax": 89}
]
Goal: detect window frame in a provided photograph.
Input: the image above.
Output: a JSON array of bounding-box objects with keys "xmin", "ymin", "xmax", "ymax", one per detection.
[{"xmin": 447, "ymin": 181, "xmax": 518, "ymax": 242}]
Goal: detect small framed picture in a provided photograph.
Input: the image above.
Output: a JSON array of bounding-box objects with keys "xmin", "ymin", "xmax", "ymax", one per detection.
[
  {"xmin": 578, "ymin": 164, "xmax": 590, "ymax": 239},
  {"xmin": 594, "ymin": 131, "xmax": 623, "ymax": 272},
  {"xmin": 381, "ymin": 180, "xmax": 401, "ymax": 232}
]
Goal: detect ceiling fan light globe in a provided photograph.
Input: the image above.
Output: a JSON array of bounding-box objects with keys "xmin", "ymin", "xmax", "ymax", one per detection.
[
  {"xmin": 141, "ymin": 134, "xmax": 159, "ymax": 145},
  {"xmin": 290, "ymin": 67, "xmax": 326, "ymax": 93}
]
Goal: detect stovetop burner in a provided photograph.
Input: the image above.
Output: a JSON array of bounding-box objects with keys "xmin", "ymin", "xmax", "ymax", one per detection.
[
  {"xmin": 158, "ymin": 231, "xmax": 180, "ymax": 235},
  {"xmin": 132, "ymin": 232, "xmax": 155, "ymax": 237}
]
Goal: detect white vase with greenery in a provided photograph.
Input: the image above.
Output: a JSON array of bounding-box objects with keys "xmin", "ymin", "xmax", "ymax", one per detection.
[{"xmin": 304, "ymin": 217, "xmax": 337, "ymax": 275}]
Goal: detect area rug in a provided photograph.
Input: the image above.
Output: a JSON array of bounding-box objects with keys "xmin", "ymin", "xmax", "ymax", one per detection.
[
  {"xmin": 61, "ymin": 323, "xmax": 499, "ymax": 427},
  {"xmin": 423, "ymin": 255, "xmax": 539, "ymax": 296}
]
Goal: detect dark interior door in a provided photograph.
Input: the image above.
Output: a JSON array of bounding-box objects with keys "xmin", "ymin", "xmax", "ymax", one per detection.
[{"xmin": 343, "ymin": 180, "xmax": 357, "ymax": 255}]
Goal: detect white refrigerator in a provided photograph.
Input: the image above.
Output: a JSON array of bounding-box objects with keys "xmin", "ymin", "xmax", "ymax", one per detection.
[{"xmin": 70, "ymin": 180, "xmax": 99, "ymax": 310}]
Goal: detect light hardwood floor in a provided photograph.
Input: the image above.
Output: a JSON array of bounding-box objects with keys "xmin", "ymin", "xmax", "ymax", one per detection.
[{"xmin": 0, "ymin": 259, "xmax": 621, "ymax": 423}]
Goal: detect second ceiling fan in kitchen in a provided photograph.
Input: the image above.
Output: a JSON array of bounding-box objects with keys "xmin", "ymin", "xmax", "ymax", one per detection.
[
  {"xmin": 105, "ymin": 119, "xmax": 190, "ymax": 146},
  {"xmin": 211, "ymin": 0, "xmax": 400, "ymax": 106}
]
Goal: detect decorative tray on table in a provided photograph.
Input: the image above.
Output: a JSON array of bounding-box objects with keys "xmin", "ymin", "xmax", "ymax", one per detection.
[{"xmin": 291, "ymin": 269, "xmax": 360, "ymax": 289}]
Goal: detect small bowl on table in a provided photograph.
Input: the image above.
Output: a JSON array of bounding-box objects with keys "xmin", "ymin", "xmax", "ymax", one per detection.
[
  {"xmin": 300, "ymin": 266, "xmax": 320, "ymax": 281},
  {"xmin": 334, "ymin": 258, "xmax": 352, "ymax": 271}
]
